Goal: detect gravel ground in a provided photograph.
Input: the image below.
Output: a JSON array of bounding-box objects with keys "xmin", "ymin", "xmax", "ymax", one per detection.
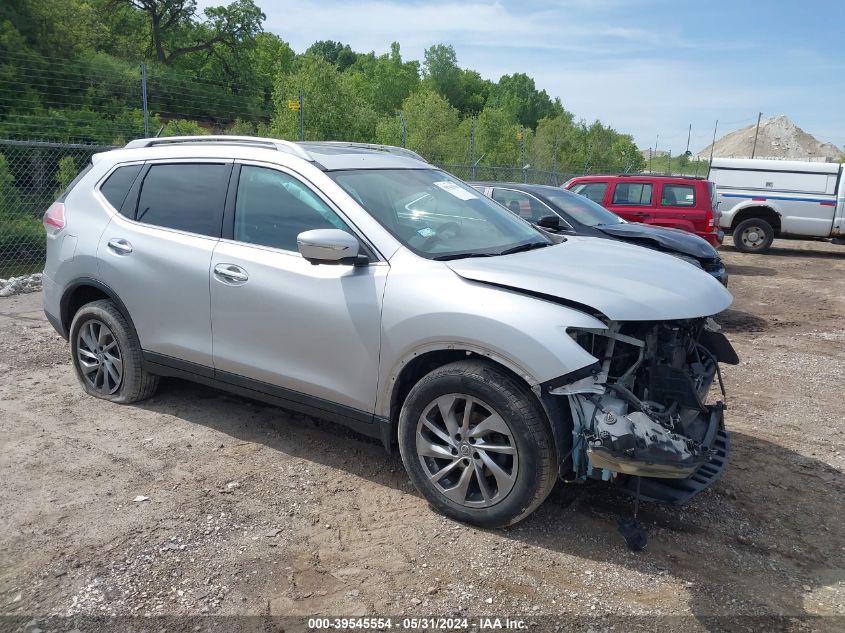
[{"xmin": 0, "ymin": 238, "xmax": 843, "ymax": 632}]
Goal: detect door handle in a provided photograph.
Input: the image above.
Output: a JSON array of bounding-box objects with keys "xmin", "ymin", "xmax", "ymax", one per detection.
[
  {"xmin": 107, "ymin": 238, "xmax": 133, "ymax": 255},
  {"xmin": 214, "ymin": 263, "xmax": 249, "ymax": 284}
]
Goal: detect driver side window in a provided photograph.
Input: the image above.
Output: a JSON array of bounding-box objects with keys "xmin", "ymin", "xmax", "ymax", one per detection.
[{"xmin": 234, "ymin": 166, "xmax": 350, "ymax": 252}]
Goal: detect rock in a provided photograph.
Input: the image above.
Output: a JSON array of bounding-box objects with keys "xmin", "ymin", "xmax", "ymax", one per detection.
[
  {"xmin": 0, "ymin": 273, "xmax": 43, "ymax": 298},
  {"xmin": 132, "ymin": 495, "xmax": 149, "ymax": 503},
  {"xmin": 485, "ymin": 597, "xmax": 493, "ymax": 604},
  {"xmin": 410, "ymin": 598, "xmax": 422, "ymax": 606},
  {"xmin": 265, "ymin": 528, "xmax": 282, "ymax": 538},
  {"xmin": 225, "ymin": 481, "xmax": 240, "ymax": 490}
]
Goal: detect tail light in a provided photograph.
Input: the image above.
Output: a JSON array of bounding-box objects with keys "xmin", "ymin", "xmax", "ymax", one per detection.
[
  {"xmin": 43, "ymin": 202, "xmax": 66, "ymax": 231},
  {"xmin": 705, "ymin": 208, "xmax": 715, "ymax": 230}
]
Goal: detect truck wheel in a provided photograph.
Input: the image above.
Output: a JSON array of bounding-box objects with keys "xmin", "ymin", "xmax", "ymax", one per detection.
[
  {"xmin": 398, "ymin": 360, "xmax": 558, "ymax": 528},
  {"xmin": 733, "ymin": 217, "xmax": 774, "ymax": 253},
  {"xmin": 69, "ymin": 299, "xmax": 159, "ymax": 404}
]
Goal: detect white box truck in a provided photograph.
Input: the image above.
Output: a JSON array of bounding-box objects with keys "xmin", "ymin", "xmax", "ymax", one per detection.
[{"xmin": 709, "ymin": 158, "xmax": 845, "ymax": 253}]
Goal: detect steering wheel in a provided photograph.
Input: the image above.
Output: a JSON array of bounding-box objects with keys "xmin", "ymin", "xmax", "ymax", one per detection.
[{"xmin": 419, "ymin": 221, "xmax": 462, "ymax": 250}]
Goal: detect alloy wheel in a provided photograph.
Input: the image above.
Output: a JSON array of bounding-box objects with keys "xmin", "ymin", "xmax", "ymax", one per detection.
[
  {"xmin": 416, "ymin": 394, "xmax": 518, "ymax": 508},
  {"xmin": 76, "ymin": 319, "xmax": 123, "ymax": 395}
]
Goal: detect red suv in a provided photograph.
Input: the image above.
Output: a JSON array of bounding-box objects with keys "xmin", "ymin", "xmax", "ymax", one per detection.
[{"xmin": 564, "ymin": 175, "xmax": 723, "ymax": 246}]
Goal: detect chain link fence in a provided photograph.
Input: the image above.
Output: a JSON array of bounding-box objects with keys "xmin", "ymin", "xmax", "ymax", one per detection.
[
  {"xmin": 436, "ymin": 164, "xmax": 580, "ymax": 186},
  {"xmin": 0, "ymin": 140, "xmax": 115, "ymax": 279}
]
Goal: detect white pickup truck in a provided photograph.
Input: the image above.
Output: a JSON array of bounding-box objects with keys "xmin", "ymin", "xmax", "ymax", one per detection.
[{"xmin": 709, "ymin": 158, "xmax": 845, "ymax": 253}]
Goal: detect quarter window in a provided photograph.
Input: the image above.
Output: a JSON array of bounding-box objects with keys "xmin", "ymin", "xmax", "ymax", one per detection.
[
  {"xmin": 135, "ymin": 163, "xmax": 229, "ymax": 236},
  {"xmin": 100, "ymin": 164, "xmax": 143, "ymax": 215},
  {"xmin": 234, "ymin": 166, "xmax": 351, "ymax": 252},
  {"xmin": 571, "ymin": 182, "xmax": 608, "ymax": 204},
  {"xmin": 612, "ymin": 182, "xmax": 653, "ymax": 206},
  {"xmin": 661, "ymin": 184, "xmax": 696, "ymax": 207}
]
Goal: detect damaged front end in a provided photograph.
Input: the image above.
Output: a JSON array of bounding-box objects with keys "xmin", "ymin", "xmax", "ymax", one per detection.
[{"xmin": 550, "ymin": 317, "xmax": 738, "ymax": 505}]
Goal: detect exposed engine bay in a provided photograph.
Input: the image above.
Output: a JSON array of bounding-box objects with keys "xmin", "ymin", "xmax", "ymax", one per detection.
[{"xmin": 553, "ymin": 316, "xmax": 739, "ymax": 504}]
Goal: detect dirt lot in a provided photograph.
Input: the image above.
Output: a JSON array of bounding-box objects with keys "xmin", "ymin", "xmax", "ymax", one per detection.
[{"xmin": 1, "ymin": 238, "xmax": 844, "ymax": 631}]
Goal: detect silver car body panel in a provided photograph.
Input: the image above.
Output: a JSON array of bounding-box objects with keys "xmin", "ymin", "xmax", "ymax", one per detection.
[
  {"xmin": 445, "ymin": 236, "xmax": 732, "ymax": 322},
  {"xmin": 45, "ymin": 139, "xmax": 733, "ymax": 430}
]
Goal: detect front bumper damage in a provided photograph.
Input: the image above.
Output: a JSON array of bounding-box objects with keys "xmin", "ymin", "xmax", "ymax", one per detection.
[{"xmin": 551, "ymin": 317, "xmax": 738, "ymax": 505}]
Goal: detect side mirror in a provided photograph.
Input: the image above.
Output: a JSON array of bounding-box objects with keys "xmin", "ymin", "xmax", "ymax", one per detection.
[
  {"xmin": 537, "ymin": 215, "xmax": 561, "ymax": 230},
  {"xmin": 297, "ymin": 229, "xmax": 368, "ymax": 266}
]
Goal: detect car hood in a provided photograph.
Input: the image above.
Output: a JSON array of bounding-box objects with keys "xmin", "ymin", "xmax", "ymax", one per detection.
[
  {"xmin": 445, "ymin": 236, "xmax": 732, "ymax": 321},
  {"xmin": 595, "ymin": 223, "xmax": 716, "ymax": 259}
]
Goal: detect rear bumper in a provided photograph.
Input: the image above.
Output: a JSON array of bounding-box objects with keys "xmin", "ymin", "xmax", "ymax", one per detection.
[
  {"xmin": 697, "ymin": 229, "xmax": 724, "ymax": 247},
  {"xmin": 41, "ymin": 273, "xmax": 67, "ymax": 339}
]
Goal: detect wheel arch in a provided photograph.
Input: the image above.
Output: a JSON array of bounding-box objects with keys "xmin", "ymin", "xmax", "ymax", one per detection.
[
  {"xmin": 730, "ymin": 205, "xmax": 782, "ymax": 234},
  {"xmin": 60, "ymin": 278, "xmax": 137, "ymax": 341},
  {"xmin": 380, "ymin": 344, "xmax": 569, "ymax": 455}
]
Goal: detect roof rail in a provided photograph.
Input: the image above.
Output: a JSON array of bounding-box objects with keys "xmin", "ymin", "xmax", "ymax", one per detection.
[
  {"xmin": 123, "ymin": 135, "xmax": 314, "ymax": 161},
  {"xmin": 302, "ymin": 141, "xmax": 427, "ymax": 163}
]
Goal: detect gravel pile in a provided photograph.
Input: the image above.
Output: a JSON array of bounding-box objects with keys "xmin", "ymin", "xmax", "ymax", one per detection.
[{"xmin": 0, "ymin": 273, "xmax": 43, "ymax": 297}]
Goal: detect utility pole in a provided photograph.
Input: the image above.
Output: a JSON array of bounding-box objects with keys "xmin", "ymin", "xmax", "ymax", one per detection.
[
  {"xmin": 751, "ymin": 111, "xmax": 762, "ymax": 158},
  {"xmin": 708, "ymin": 120, "xmax": 718, "ymax": 164},
  {"xmin": 140, "ymin": 63, "xmax": 149, "ymax": 138},
  {"xmin": 298, "ymin": 89, "xmax": 304, "ymax": 141}
]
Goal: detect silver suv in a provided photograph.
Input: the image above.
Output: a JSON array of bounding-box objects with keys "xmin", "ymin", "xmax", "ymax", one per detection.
[{"xmin": 43, "ymin": 136, "xmax": 737, "ymax": 528}]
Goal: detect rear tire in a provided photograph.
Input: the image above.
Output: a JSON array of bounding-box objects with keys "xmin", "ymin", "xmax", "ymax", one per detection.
[
  {"xmin": 398, "ymin": 360, "xmax": 558, "ymax": 528},
  {"xmin": 733, "ymin": 217, "xmax": 774, "ymax": 253},
  {"xmin": 69, "ymin": 299, "xmax": 159, "ymax": 404}
]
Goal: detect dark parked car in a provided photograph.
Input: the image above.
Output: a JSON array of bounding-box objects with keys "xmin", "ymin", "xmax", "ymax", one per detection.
[{"xmin": 472, "ymin": 182, "xmax": 727, "ymax": 285}]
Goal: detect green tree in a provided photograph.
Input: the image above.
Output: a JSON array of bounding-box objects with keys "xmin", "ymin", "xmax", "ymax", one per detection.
[
  {"xmin": 377, "ymin": 89, "xmax": 462, "ymax": 163},
  {"xmin": 122, "ymin": 0, "xmax": 264, "ymax": 68},
  {"xmin": 272, "ymin": 55, "xmax": 376, "ymax": 142},
  {"xmin": 470, "ymin": 107, "xmax": 522, "ymax": 166},
  {"xmin": 347, "ymin": 42, "xmax": 420, "ymax": 115},
  {"xmin": 306, "ymin": 40, "xmax": 358, "ymax": 71},
  {"xmin": 487, "ymin": 73, "xmax": 564, "ymax": 130}
]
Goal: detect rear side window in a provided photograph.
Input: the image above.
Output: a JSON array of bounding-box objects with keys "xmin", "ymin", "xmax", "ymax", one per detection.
[
  {"xmin": 571, "ymin": 182, "xmax": 607, "ymax": 204},
  {"xmin": 661, "ymin": 184, "xmax": 696, "ymax": 207},
  {"xmin": 100, "ymin": 164, "xmax": 143, "ymax": 215},
  {"xmin": 492, "ymin": 189, "xmax": 549, "ymax": 222},
  {"xmin": 612, "ymin": 182, "xmax": 653, "ymax": 205},
  {"xmin": 136, "ymin": 163, "xmax": 229, "ymax": 237}
]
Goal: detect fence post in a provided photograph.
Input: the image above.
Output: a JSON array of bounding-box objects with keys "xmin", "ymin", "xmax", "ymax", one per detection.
[
  {"xmin": 469, "ymin": 116, "xmax": 476, "ymax": 180},
  {"xmin": 140, "ymin": 62, "xmax": 149, "ymax": 138},
  {"xmin": 298, "ymin": 89, "xmax": 304, "ymax": 141},
  {"xmin": 399, "ymin": 112, "xmax": 407, "ymax": 148}
]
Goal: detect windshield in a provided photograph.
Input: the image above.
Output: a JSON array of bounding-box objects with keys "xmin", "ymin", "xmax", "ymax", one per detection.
[
  {"xmin": 329, "ymin": 169, "xmax": 550, "ymax": 259},
  {"xmin": 545, "ymin": 189, "xmax": 624, "ymax": 227}
]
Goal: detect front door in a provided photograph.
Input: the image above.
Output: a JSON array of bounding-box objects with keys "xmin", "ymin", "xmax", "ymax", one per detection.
[{"xmin": 209, "ymin": 164, "xmax": 387, "ymax": 420}]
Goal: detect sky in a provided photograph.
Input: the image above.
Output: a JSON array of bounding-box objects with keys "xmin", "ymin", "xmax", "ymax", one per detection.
[{"xmin": 226, "ymin": 0, "xmax": 845, "ymax": 153}]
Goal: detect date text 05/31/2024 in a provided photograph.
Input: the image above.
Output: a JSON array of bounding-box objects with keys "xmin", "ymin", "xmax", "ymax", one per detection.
[{"xmin": 307, "ymin": 617, "xmax": 529, "ymax": 630}]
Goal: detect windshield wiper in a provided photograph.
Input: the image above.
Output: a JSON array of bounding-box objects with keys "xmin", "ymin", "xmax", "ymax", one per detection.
[
  {"xmin": 498, "ymin": 241, "xmax": 552, "ymax": 256},
  {"xmin": 432, "ymin": 252, "xmax": 497, "ymax": 261}
]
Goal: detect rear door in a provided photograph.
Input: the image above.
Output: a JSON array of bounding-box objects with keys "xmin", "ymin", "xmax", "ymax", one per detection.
[
  {"xmin": 653, "ymin": 181, "xmax": 700, "ymax": 232},
  {"xmin": 569, "ymin": 181, "xmax": 609, "ymax": 206},
  {"xmin": 98, "ymin": 160, "xmax": 232, "ymax": 369},
  {"xmin": 607, "ymin": 180, "xmax": 654, "ymax": 223}
]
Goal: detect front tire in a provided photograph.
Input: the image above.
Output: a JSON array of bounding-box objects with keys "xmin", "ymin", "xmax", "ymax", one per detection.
[
  {"xmin": 733, "ymin": 217, "xmax": 774, "ymax": 253},
  {"xmin": 398, "ymin": 360, "xmax": 558, "ymax": 528},
  {"xmin": 69, "ymin": 299, "xmax": 159, "ymax": 403}
]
